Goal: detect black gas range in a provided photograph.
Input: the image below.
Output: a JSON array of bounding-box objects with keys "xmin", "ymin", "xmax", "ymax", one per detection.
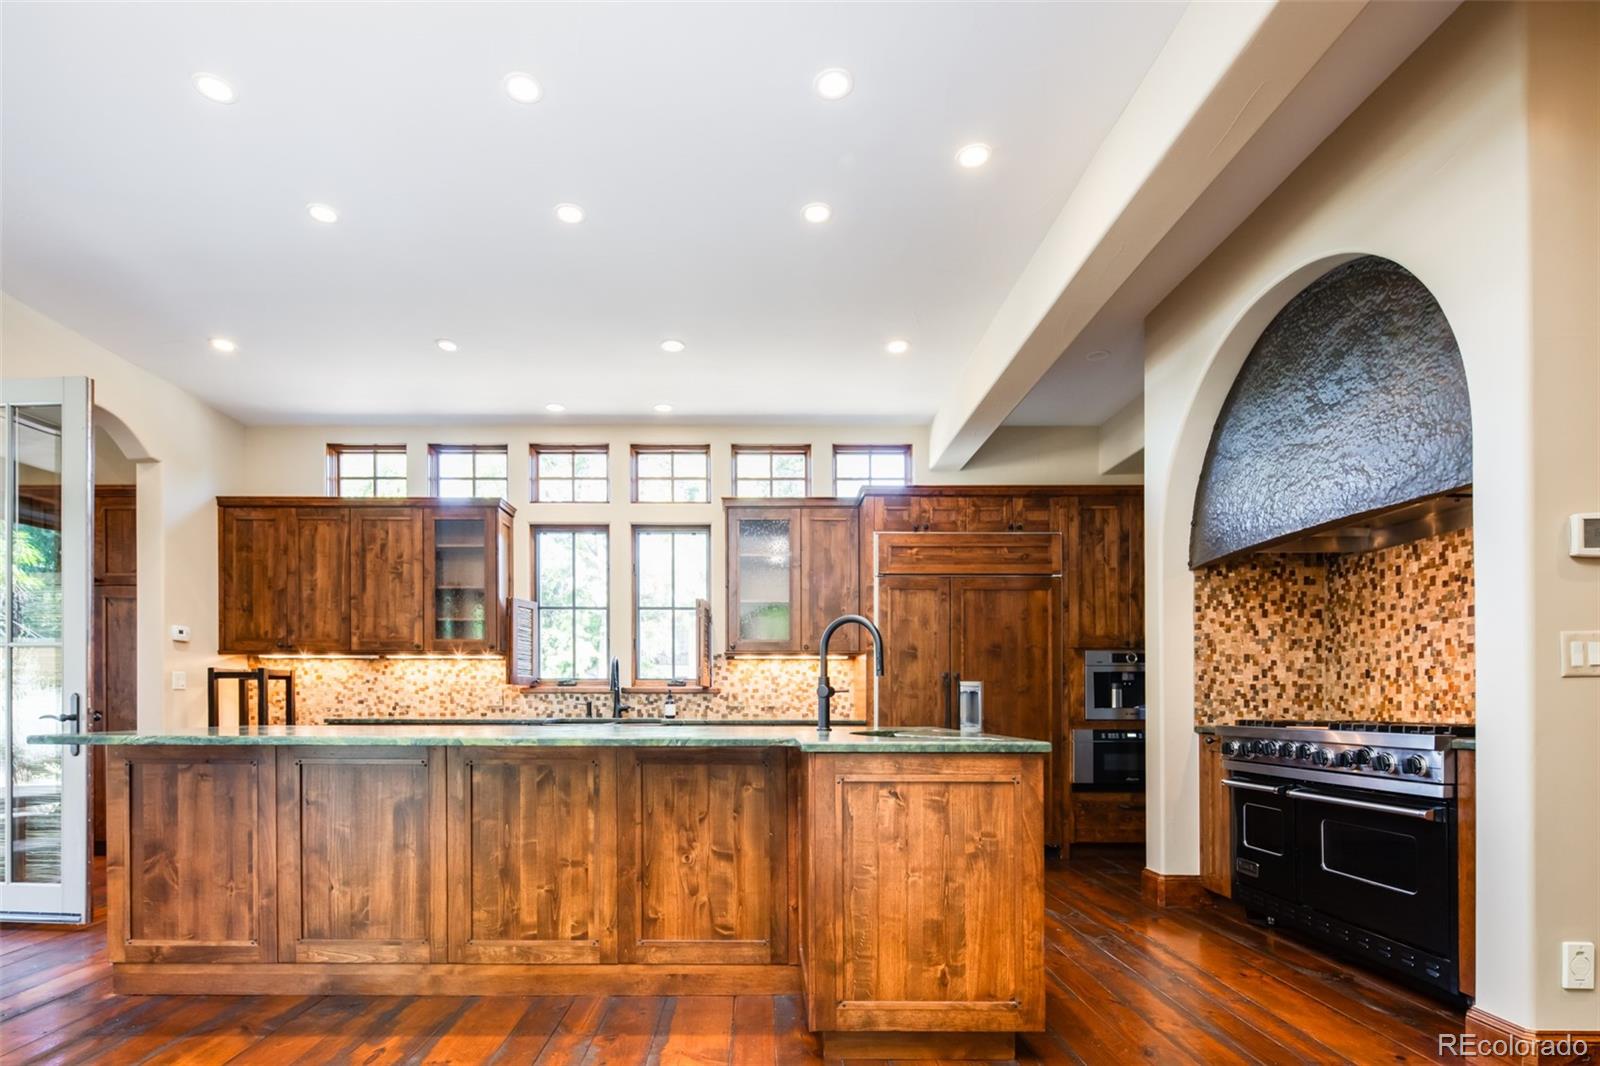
[{"xmin": 1213, "ymin": 720, "xmax": 1473, "ymax": 1004}]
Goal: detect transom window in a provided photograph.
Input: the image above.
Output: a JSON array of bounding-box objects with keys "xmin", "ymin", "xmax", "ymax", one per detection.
[
  {"xmin": 532, "ymin": 445, "xmax": 609, "ymax": 503},
  {"xmin": 631, "ymin": 446, "xmax": 710, "ymax": 503},
  {"xmin": 833, "ymin": 444, "xmax": 911, "ymax": 497},
  {"xmin": 430, "ymin": 444, "xmax": 508, "ymax": 499},
  {"xmin": 327, "ymin": 444, "xmax": 407, "ymax": 497},
  {"xmin": 633, "ymin": 526, "xmax": 709, "ymax": 681},
  {"xmin": 733, "ymin": 445, "xmax": 809, "ymax": 498},
  {"xmin": 533, "ymin": 527, "xmax": 609, "ymax": 682}
]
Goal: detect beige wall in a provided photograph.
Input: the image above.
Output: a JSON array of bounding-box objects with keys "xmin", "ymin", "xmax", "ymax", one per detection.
[
  {"xmin": 2, "ymin": 293, "xmax": 248, "ymax": 729},
  {"xmin": 242, "ymin": 420, "xmax": 1136, "ymax": 679},
  {"xmin": 1142, "ymin": 3, "xmax": 1598, "ymax": 1032}
]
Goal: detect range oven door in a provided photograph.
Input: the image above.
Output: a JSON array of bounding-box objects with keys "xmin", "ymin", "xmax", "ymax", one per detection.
[
  {"xmin": 1290, "ymin": 786, "xmax": 1455, "ymax": 957},
  {"xmin": 1224, "ymin": 775, "xmax": 1295, "ymax": 899}
]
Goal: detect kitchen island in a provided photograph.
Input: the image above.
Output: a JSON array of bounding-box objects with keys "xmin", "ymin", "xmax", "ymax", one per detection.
[{"xmin": 36, "ymin": 723, "xmax": 1047, "ymax": 1062}]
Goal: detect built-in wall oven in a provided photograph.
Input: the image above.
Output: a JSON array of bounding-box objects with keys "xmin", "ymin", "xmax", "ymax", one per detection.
[
  {"xmin": 1072, "ymin": 728, "xmax": 1144, "ymax": 789},
  {"xmin": 1216, "ymin": 721, "xmax": 1470, "ymax": 1004}
]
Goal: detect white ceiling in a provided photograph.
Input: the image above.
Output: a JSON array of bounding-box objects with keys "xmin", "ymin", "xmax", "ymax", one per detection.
[{"xmin": 0, "ymin": 1, "xmax": 1184, "ymax": 426}]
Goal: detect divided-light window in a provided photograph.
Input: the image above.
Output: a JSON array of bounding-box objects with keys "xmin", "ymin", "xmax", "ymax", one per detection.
[
  {"xmin": 631, "ymin": 446, "xmax": 710, "ymax": 503},
  {"xmin": 534, "ymin": 527, "xmax": 609, "ymax": 682},
  {"xmin": 532, "ymin": 445, "xmax": 609, "ymax": 502},
  {"xmin": 733, "ymin": 445, "xmax": 809, "ymax": 497},
  {"xmin": 430, "ymin": 444, "xmax": 508, "ymax": 499},
  {"xmin": 833, "ymin": 444, "xmax": 911, "ymax": 497},
  {"xmin": 633, "ymin": 526, "xmax": 709, "ymax": 681},
  {"xmin": 327, "ymin": 445, "xmax": 407, "ymax": 497}
]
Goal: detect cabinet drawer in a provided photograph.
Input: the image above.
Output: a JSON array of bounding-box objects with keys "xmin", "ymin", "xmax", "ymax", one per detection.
[{"xmin": 1071, "ymin": 792, "xmax": 1145, "ymax": 843}]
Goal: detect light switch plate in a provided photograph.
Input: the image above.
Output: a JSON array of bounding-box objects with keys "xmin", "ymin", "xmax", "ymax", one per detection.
[
  {"xmin": 171, "ymin": 670, "xmax": 187, "ymax": 691},
  {"xmin": 1561, "ymin": 632, "xmax": 1600, "ymax": 677},
  {"xmin": 1563, "ymin": 941, "xmax": 1595, "ymax": 990}
]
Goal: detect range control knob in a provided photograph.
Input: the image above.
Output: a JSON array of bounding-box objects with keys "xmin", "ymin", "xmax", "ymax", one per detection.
[
  {"xmin": 1296, "ymin": 743, "xmax": 1316, "ymax": 761},
  {"xmin": 1260, "ymin": 740, "xmax": 1282, "ymax": 758},
  {"xmin": 1312, "ymin": 748, "xmax": 1333, "ymax": 767},
  {"xmin": 1221, "ymin": 739, "xmax": 1242, "ymax": 758},
  {"xmin": 1373, "ymin": 751, "xmax": 1398, "ymax": 773},
  {"xmin": 1332, "ymin": 750, "xmax": 1354, "ymax": 768},
  {"xmin": 1402, "ymin": 754, "xmax": 1429, "ymax": 776},
  {"xmin": 1351, "ymin": 747, "xmax": 1375, "ymax": 768}
]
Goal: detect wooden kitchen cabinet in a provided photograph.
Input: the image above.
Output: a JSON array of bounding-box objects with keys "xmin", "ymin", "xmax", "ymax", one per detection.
[
  {"xmin": 1061, "ymin": 494, "xmax": 1144, "ymax": 647},
  {"xmin": 1070, "ymin": 790, "xmax": 1146, "ymax": 843},
  {"xmin": 1199, "ymin": 733, "xmax": 1232, "ymax": 897},
  {"xmin": 726, "ymin": 500, "xmax": 858, "ymax": 654},
  {"xmin": 218, "ymin": 498, "xmax": 514, "ymax": 656}
]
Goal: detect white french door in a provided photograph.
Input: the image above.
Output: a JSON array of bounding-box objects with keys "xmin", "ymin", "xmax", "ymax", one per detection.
[{"xmin": 0, "ymin": 377, "xmax": 91, "ymax": 922}]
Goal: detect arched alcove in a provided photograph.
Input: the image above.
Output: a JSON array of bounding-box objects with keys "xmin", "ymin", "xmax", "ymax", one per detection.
[{"xmin": 1189, "ymin": 256, "xmax": 1472, "ymax": 567}]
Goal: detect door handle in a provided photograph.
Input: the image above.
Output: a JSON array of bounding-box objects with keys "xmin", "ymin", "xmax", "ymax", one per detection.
[
  {"xmin": 951, "ymin": 673, "xmax": 962, "ymax": 730},
  {"xmin": 1286, "ymin": 788, "xmax": 1442, "ymax": 822},
  {"xmin": 940, "ymin": 672, "xmax": 951, "ymax": 729},
  {"xmin": 1221, "ymin": 778, "xmax": 1284, "ymax": 795},
  {"xmin": 42, "ymin": 695, "xmax": 83, "ymax": 755}
]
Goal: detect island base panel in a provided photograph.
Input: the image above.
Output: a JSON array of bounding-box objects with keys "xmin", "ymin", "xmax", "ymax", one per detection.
[{"xmin": 820, "ymin": 1031, "xmax": 1017, "ymax": 1061}]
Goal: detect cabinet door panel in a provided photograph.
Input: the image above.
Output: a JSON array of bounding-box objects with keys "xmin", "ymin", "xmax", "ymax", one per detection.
[
  {"xmin": 427, "ymin": 508, "xmax": 497, "ymax": 654},
  {"xmin": 107, "ymin": 750, "xmax": 277, "ymax": 964},
  {"xmin": 877, "ymin": 576, "xmax": 952, "ymax": 728},
  {"xmin": 912, "ymin": 495, "xmax": 970, "ymax": 532},
  {"xmin": 219, "ymin": 507, "xmax": 290, "ymax": 653},
  {"xmin": 618, "ymin": 750, "xmax": 787, "ymax": 964},
  {"xmin": 1008, "ymin": 496, "xmax": 1054, "ymax": 532},
  {"xmin": 94, "ymin": 487, "xmax": 137, "ymax": 584},
  {"xmin": 448, "ymin": 749, "xmax": 617, "ymax": 963},
  {"xmin": 277, "ymin": 747, "xmax": 445, "ymax": 963},
  {"xmin": 291, "ymin": 507, "xmax": 350, "ymax": 652},
  {"xmin": 349, "ymin": 508, "xmax": 427, "ymax": 653},
  {"xmin": 965, "ymin": 497, "xmax": 1012, "ymax": 532},
  {"xmin": 799, "ymin": 507, "xmax": 859, "ymax": 653},
  {"xmin": 728, "ymin": 508, "xmax": 799, "ymax": 653},
  {"xmin": 1064, "ymin": 497, "xmax": 1144, "ymax": 647},
  {"xmin": 1199, "ymin": 737, "xmax": 1232, "ymax": 896}
]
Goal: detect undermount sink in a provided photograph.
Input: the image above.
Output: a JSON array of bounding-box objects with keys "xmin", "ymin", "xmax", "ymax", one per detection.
[{"xmin": 851, "ymin": 727, "xmax": 983, "ymax": 740}]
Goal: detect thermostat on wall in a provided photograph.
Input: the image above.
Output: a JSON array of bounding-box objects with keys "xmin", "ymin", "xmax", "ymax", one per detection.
[{"xmin": 1571, "ymin": 514, "xmax": 1600, "ymax": 558}]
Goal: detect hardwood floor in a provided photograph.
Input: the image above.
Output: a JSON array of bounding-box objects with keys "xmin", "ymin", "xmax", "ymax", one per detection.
[{"xmin": 0, "ymin": 847, "xmax": 1469, "ymax": 1065}]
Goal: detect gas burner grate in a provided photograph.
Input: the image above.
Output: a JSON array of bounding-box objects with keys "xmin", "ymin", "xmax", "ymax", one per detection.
[{"xmin": 1231, "ymin": 718, "xmax": 1473, "ymax": 737}]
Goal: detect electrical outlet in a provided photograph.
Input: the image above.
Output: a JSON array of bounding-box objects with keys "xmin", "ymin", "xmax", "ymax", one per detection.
[
  {"xmin": 1560, "ymin": 632, "xmax": 1600, "ymax": 678},
  {"xmin": 171, "ymin": 670, "xmax": 187, "ymax": 691},
  {"xmin": 1563, "ymin": 942, "xmax": 1596, "ymax": 990}
]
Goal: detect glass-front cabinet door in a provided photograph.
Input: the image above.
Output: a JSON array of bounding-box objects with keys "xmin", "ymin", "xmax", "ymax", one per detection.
[
  {"xmin": 428, "ymin": 508, "xmax": 491, "ymax": 653},
  {"xmin": 1, "ymin": 377, "xmax": 91, "ymax": 923},
  {"xmin": 728, "ymin": 507, "xmax": 799, "ymax": 654}
]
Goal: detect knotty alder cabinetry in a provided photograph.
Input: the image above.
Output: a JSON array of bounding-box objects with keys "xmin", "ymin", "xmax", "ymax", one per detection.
[
  {"xmin": 217, "ymin": 497, "xmax": 514, "ymax": 656},
  {"xmin": 726, "ymin": 500, "xmax": 859, "ymax": 654},
  {"xmin": 97, "ymin": 736, "xmax": 1044, "ymax": 1061}
]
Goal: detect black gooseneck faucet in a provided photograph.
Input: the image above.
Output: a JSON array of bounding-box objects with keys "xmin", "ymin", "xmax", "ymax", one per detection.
[{"xmin": 817, "ymin": 614, "xmax": 884, "ymax": 737}]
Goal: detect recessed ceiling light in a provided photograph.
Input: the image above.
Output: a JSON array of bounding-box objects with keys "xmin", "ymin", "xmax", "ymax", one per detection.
[
  {"xmin": 545, "ymin": 402, "xmax": 566, "ymax": 414},
  {"xmin": 653, "ymin": 403, "xmax": 673, "ymax": 414},
  {"xmin": 814, "ymin": 68, "xmax": 852, "ymax": 101},
  {"xmin": 1085, "ymin": 349, "xmax": 1111, "ymax": 362},
  {"xmin": 955, "ymin": 143, "xmax": 992, "ymax": 169},
  {"xmin": 504, "ymin": 72, "xmax": 542, "ymax": 104},
  {"xmin": 306, "ymin": 202, "xmax": 338, "ymax": 224},
  {"xmin": 209, "ymin": 337, "xmax": 237, "ymax": 354},
  {"xmin": 660, "ymin": 339, "xmax": 686, "ymax": 354},
  {"xmin": 192, "ymin": 73, "xmax": 236, "ymax": 104},
  {"xmin": 555, "ymin": 202, "xmax": 585, "ymax": 224},
  {"xmin": 802, "ymin": 202, "xmax": 832, "ymax": 224},
  {"xmin": 885, "ymin": 339, "xmax": 910, "ymax": 355},
  {"xmin": 436, "ymin": 338, "xmax": 459, "ymax": 353}
]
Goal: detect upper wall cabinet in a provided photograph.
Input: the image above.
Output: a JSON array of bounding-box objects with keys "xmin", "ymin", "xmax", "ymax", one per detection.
[
  {"xmin": 726, "ymin": 500, "xmax": 859, "ymax": 655},
  {"xmin": 218, "ymin": 497, "xmax": 514, "ymax": 656},
  {"xmin": 1060, "ymin": 495, "xmax": 1143, "ymax": 648}
]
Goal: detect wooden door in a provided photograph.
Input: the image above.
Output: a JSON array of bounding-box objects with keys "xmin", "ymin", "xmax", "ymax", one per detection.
[
  {"xmin": 106, "ymin": 748, "xmax": 277, "ymax": 964},
  {"xmin": 277, "ymin": 746, "xmax": 446, "ymax": 963},
  {"xmin": 218, "ymin": 506, "xmax": 291, "ymax": 653},
  {"xmin": 965, "ymin": 496, "xmax": 1012, "ymax": 532},
  {"xmin": 876, "ymin": 575, "xmax": 952, "ymax": 728},
  {"xmin": 91, "ymin": 586, "xmax": 137, "ymax": 848},
  {"xmin": 1008, "ymin": 496, "xmax": 1054, "ymax": 532},
  {"xmin": 911, "ymin": 494, "xmax": 970, "ymax": 532},
  {"xmin": 349, "ymin": 507, "xmax": 427, "ymax": 653},
  {"xmin": 446, "ymin": 749, "xmax": 617, "ymax": 963},
  {"xmin": 873, "ymin": 494, "xmax": 917, "ymax": 532},
  {"xmin": 727, "ymin": 507, "xmax": 800, "ymax": 654},
  {"xmin": 426, "ymin": 507, "xmax": 497, "ymax": 655},
  {"xmin": 803, "ymin": 753, "xmax": 1045, "ymax": 1034},
  {"xmin": 798, "ymin": 506, "xmax": 859, "ymax": 653},
  {"xmin": 290, "ymin": 507, "xmax": 349, "ymax": 653},
  {"xmin": 93, "ymin": 485, "xmax": 137, "ymax": 584},
  {"xmin": 1198, "ymin": 735, "xmax": 1232, "ymax": 897},
  {"xmin": 1063, "ymin": 496, "xmax": 1144, "ymax": 647},
  {"xmin": 617, "ymin": 749, "xmax": 788, "ymax": 965}
]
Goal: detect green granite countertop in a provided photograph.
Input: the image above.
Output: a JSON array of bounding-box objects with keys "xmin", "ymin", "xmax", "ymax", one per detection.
[{"xmin": 29, "ymin": 722, "xmax": 1050, "ymax": 754}]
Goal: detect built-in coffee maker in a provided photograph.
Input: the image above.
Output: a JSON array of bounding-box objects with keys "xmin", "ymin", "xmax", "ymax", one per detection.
[{"xmin": 1084, "ymin": 650, "xmax": 1145, "ymax": 720}]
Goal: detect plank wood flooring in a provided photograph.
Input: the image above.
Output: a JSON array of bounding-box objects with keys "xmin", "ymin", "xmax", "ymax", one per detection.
[{"xmin": 0, "ymin": 847, "xmax": 1470, "ymax": 1065}]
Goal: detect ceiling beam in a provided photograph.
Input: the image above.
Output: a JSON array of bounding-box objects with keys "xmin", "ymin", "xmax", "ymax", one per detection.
[{"xmin": 926, "ymin": 0, "xmax": 1370, "ymax": 471}]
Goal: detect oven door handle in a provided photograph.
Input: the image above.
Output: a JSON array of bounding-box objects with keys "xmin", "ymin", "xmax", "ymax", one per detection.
[
  {"xmin": 1221, "ymin": 778, "xmax": 1285, "ymax": 795},
  {"xmin": 1286, "ymin": 787, "xmax": 1442, "ymax": 822}
]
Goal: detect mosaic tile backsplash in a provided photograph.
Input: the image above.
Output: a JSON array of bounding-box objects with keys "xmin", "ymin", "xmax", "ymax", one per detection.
[
  {"xmin": 1194, "ymin": 527, "xmax": 1474, "ymax": 724},
  {"xmin": 249, "ymin": 654, "xmax": 864, "ymax": 725}
]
